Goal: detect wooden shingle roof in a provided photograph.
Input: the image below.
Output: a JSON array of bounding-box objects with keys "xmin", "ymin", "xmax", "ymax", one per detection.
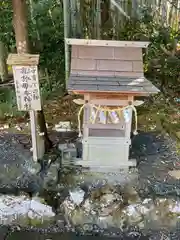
[
  {"xmin": 66, "ymin": 39, "xmax": 160, "ymax": 95},
  {"xmin": 68, "ymin": 75, "xmax": 160, "ymax": 95}
]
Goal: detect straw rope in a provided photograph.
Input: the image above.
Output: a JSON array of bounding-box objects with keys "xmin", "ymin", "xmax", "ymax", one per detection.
[{"xmin": 77, "ymin": 103, "xmax": 138, "ymax": 137}]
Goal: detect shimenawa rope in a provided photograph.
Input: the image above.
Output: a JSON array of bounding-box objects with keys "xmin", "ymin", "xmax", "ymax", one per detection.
[{"xmin": 77, "ymin": 103, "xmax": 138, "ymax": 137}]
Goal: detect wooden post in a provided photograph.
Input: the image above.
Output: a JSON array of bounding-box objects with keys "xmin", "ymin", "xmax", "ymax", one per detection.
[
  {"xmin": 31, "ymin": 111, "xmax": 38, "ymax": 161},
  {"xmin": 30, "ymin": 110, "xmax": 38, "ymax": 161},
  {"xmin": 82, "ymin": 94, "xmax": 90, "ymax": 161},
  {"xmin": 125, "ymin": 95, "xmax": 134, "ymax": 139}
]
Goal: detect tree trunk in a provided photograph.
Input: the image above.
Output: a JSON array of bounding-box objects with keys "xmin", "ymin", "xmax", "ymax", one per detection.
[
  {"xmin": 0, "ymin": 41, "xmax": 9, "ymax": 82},
  {"xmin": 12, "ymin": 0, "xmax": 52, "ymax": 151}
]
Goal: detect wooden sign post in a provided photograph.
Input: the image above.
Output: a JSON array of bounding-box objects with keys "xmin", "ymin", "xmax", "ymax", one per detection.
[{"xmin": 7, "ymin": 54, "xmax": 41, "ymax": 162}]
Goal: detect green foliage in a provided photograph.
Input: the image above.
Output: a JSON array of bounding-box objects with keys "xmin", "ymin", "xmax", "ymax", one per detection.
[
  {"xmin": 0, "ymin": 1, "xmax": 15, "ymax": 50},
  {"xmin": 146, "ymin": 25, "xmax": 180, "ymax": 94},
  {"xmin": 0, "ymin": 2, "xmax": 179, "ymax": 121},
  {"xmin": 0, "ymin": 0, "xmax": 66, "ymax": 119},
  {"xmin": 28, "ymin": 0, "xmax": 65, "ymax": 79},
  {"xmin": 113, "ymin": 7, "xmax": 180, "ymax": 96},
  {"xmin": 27, "ymin": 0, "xmax": 66, "ymax": 103},
  {"xmin": 0, "ymin": 88, "xmax": 24, "ymax": 119}
]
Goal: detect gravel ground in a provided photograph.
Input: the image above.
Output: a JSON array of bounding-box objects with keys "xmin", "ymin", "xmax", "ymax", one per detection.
[
  {"xmin": 1, "ymin": 226, "xmax": 180, "ymax": 239},
  {"xmin": 0, "ymin": 227, "xmax": 151, "ymax": 240},
  {"xmin": 0, "ymin": 130, "xmax": 179, "ymax": 239},
  {"xmin": 131, "ymin": 131, "xmax": 180, "ymax": 197},
  {"xmin": 0, "ymin": 132, "xmax": 42, "ymax": 194},
  {"xmin": 0, "ymin": 131, "xmax": 77, "ymax": 194}
]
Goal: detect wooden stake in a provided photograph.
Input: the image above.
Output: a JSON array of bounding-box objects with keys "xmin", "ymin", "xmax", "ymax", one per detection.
[{"xmin": 30, "ymin": 110, "xmax": 38, "ymax": 162}]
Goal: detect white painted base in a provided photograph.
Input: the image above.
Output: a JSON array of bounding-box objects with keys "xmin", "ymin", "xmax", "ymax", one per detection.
[
  {"xmin": 75, "ymin": 158, "xmax": 136, "ymax": 170},
  {"xmin": 81, "ymin": 137, "xmax": 136, "ymax": 169}
]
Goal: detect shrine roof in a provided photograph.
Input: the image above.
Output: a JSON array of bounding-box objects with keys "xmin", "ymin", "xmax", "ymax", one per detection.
[
  {"xmin": 66, "ymin": 38, "xmax": 160, "ymax": 95},
  {"xmin": 67, "ymin": 74, "xmax": 160, "ymax": 95}
]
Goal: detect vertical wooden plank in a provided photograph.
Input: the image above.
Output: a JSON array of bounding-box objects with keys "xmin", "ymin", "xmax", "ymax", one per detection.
[
  {"xmin": 76, "ymin": 0, "xmax": 82, "ymax": 37},
  {"xmin": 96, "ymin": 0, "xmax": 101, "ymax": 39},
  {"xmin": 82, "ymin": 93, "xmax": 90, "ymax": 161},
  {"xmin": 91, "ymin": 0, "xmax": 96, "ymax": 38},
  {"xmin": 83, "ymin": 93, "xmax": 90, "ymax": 137},
  {"xmin": 30, "ymin": 110, "xmax": 38, "ymax": 162},
  {"xmin": 105, "ymin": 111, "xmax": 108, "ymax": 124},
  {"xmin": 63, "ymin": 0, "xmax": 70, "ymax": 82},
  {"xmin": 70, "ymin": 0, "xmax": 77, "ymax": 37},
  {"xmin": 131, "ymin": 0, "xmax": 138, "ymax": 18},
  {"xmin": 123, "ymin": 95, "xmax": 134, "ymax": 164},
  {"xmin": 125, "ymin": 95, "xmax": 134, "ymax": 139},
  {"xmin": 125, "ymin": 109, "xmax": 132, "ymax": 139}
]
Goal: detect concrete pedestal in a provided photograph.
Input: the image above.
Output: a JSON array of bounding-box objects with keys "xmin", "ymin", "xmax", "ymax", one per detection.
[{"xmin": 78, "ymin": 137, "xmax": 136, "ymax": 169}]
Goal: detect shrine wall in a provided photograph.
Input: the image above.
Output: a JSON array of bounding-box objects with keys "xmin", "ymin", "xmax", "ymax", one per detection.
[{"xmin": 70, "ymin": 45, "xmax": 144, "ymax": 78}]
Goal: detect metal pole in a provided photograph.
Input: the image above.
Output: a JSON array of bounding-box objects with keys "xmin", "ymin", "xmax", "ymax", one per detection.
[{"xmin": 63, "ymin": 0, "xmax": 70, "ymax": 82}]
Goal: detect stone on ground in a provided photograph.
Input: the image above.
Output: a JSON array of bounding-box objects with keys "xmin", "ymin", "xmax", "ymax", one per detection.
[
  {"xmin": 60, "ymin": 183, "xmax": 180, "ymax": 231},
  {"xmin": 0, "ymin": 195, "xmax": 55, "ymax": 226},
  {"xmin": 168, "ymin": 170, "xmax": 180, "ymax": 179}
]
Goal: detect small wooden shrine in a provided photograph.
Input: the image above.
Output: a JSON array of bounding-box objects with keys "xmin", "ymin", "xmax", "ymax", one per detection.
[{"xmin": 66, "ymin": 38, "xmax": 160, "ymax": 169}]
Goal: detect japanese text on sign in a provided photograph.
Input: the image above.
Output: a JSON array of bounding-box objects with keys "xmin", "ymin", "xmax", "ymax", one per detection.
[{"xmin": 12, "ymin": 66, "xmax": 41, "ymax": 111}]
